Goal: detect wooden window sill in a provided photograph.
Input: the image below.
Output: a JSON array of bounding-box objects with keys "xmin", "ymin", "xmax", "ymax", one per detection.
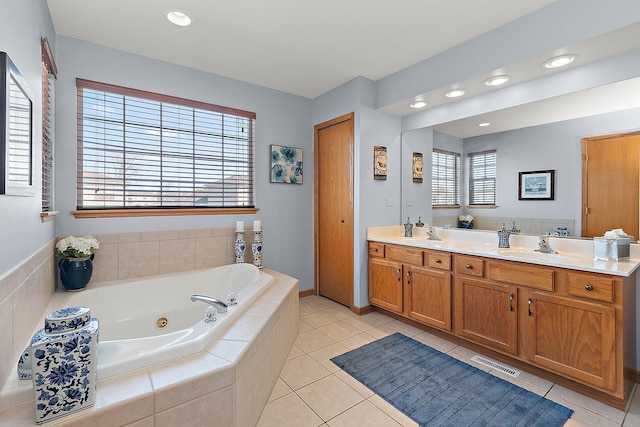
[
  {"xmin": 72, "ymin": 207, "xmax": 259, "ymax": 219},
  {"xmin": 467, "ymin": 205, "xmax": 498, "ymax": 209}
]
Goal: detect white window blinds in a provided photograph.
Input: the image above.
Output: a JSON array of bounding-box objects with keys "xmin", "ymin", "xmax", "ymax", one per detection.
[
  {"xmin": 432, "ymin": 149, "xmax": 460, "ymax": 206},
  {"xmin": 76, "ymin": 79, "xmax": 255, "ymax": 210},
  {"xmin": 468, "ymin": 150, "xmax": 496, "ymax": 205},
  {"xmin": 41, "ymin": 37, "xmax": 57, "ymax": 212}
]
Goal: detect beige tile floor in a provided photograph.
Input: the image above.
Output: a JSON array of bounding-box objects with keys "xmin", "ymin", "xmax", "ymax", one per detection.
[{"xmin": 257, "ymin": 295, "xmax": 640, "ymax": 427}]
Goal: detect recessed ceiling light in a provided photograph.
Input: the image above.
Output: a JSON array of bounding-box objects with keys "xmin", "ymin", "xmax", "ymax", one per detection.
[
  {"xmin": 409, "ymin": 101, "xmax": 428, "ymax": 109},
  {"xmin": 484, "ymin": 75, "xmax": 510, "ymax": 86},
  {"xmin": 445, "ymin": 89, "xmax": 465, "ymax": 98},
  {"xmin": 478, "ymin": 122, "xmax": 491, "ymax": 127},
  {"xmin": 543, "ymin": 54, "xmax": 577, "ymax": 69},
  {"xmin": 166, "ymin": 9, "xmax": 192, "ymax": 27}
]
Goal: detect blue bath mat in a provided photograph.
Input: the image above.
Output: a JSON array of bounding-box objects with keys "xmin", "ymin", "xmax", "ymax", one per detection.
[{"xmin": 331, "ymin": 333, "xmax": 573, "ymax": 427}]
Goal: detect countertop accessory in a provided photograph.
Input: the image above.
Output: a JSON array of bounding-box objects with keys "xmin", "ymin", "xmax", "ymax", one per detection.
[
  {"xmin": 404, "ymin": 217, "xmax": 413, "ymax": 237},
  {"xmin": 497, "ymin": 222, "xmax": 511, "ymax": 248},
  {"xmin": 594, "ymin": 229, "xmax": 632, "ymax": 261},
  {"xmin": 415, "ymin": 217, "xmax": 424, "ymax": 227}
]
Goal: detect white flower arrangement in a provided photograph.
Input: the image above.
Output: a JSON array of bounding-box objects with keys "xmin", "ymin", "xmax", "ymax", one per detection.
[
  {"xmin": 56, "ymin": 235, "xmax": 100, "ymax": 258},
  {"xmin": 458, "ymin": 215, "xmax": 474, "ymax": 223}
]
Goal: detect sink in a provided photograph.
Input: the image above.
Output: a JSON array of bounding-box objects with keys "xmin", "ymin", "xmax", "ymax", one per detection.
[{"xmin": 493, "ymin": 248, "xmax": 576, "ymax": 262}]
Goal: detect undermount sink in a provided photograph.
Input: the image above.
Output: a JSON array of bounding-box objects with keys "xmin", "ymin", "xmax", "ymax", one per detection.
[{"xmin": 493, "ymin": 248, "xmax": 576, "ymax": 261}]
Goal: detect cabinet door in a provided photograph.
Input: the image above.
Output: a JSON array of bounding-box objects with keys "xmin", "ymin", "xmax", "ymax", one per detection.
[
  {"xmin": 368, "ymin": 257, "xmax": 403, "ymax": 313},
  {"xmin": 524, "ymin": 291, "xmax": 616, "ymax": 391},
  {"xmin": 407, "ymin": 265, "xmax": 452, "ymax": 331},
  {"xmin": 455, "ymin": 277, "xmax": 518, "ymax": 354}
]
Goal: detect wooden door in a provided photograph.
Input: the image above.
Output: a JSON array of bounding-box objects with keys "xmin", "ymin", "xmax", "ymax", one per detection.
[
  {"xmin": 524, "ymin": 291, "xmax": 616, "ymax": 391},
  {"xmin": 582, "ymin": 133, "xmax": 640, "ymax": 238},
  {"xmin": 454, "ymin": 277, "xmax": 518, "ymax": 355},
  {"xmin": 315, "ymin": 113, "xmax": 354, "ymax": 307},
  {"xmin": 368, "ymin": 258, "xmax": 403, "ymax": 313},
  {"xmin": 408, "ymin": 265, "xmax": 452, "ymax": 331}
]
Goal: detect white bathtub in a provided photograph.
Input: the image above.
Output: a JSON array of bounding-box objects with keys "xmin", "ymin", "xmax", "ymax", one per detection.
[{"xmin": 73, "ymin": 263, "xmax": 273, "ymax": 379}]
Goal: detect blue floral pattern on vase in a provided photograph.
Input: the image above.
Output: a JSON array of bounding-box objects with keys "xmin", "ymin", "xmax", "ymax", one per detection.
[
  {"xmin": 45, "ymin": 306, "xmax": 92, "ymax": 334},
  {"xmin": 252, "ymin": 230, "xmax": 263, "ymax": 269},
  {"xmin": 29, "ymin": 306, "xmax": 99, "ymax": 424},
  {"xmin": 235, "ymin": 232, "xmax": 246, "ymax": 264}
]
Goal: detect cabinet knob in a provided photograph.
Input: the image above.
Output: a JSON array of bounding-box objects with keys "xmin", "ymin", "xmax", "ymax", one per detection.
[
  {"xmin": 373, "ymin": 248, "xmax": 378, "ymax": 253},
  {"xmin": 585, "ymin": 284, "xmax": 594, "ymax": 291},
  {"xmin": 435, "ymin": 258, "xmax": 442, "ymax": 264},
  {"xmin": 465, "ymin": 264, "xmax": 472, "ymax": 269}
]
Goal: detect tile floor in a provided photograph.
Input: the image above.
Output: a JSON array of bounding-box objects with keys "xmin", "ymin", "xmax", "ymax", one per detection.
[{"xmin": 256, "ymin": 295, "xmax": 640, "ymax": 427}]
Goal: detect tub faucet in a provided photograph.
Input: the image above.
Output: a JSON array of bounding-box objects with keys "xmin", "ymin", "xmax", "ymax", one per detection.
[
  {"xmin": 426, "ymin": 226, "xmax": 441, "ymax": 241},
  {"xmin": 536, "ymin": 234, "xmax": 557, "ymax": 254},
  {"xmin": 190, "ymin": 295, "xmax": 228, "ymax": 313}
]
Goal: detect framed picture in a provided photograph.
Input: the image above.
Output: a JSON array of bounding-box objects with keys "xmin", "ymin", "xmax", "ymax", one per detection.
[
  {"xmin": 270, "ymin": 145, "xmax": 303, "ymax": 184},
  {"xmin": 518, "ymin": 170, "xmax": 554, "ymax": 200},
  {"xmin": 412, "ymin": 152, "xmax": 423, "ymax": 183},
  {"xmin": 373, "ymin": 146, "xmax": 387, "ymax": 180}
]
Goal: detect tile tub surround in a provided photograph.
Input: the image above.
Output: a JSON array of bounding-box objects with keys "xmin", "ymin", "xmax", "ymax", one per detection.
[
  {"xmin": 0, "ymin": 268, "xmax": 299, "ymax": 426},
  {"xmin": 0, "ymin": 240, "xmax": 57, "ymax": 400}
]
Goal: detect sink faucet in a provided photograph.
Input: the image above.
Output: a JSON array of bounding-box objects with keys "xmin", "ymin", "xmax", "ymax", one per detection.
[
  {"xmin": 426, "ymin": 226, "xmax": 441, "ymax": 241},
  {"xmin": 509, "ymin": 221, "xmax": 520, "ymax": 234},
  {"xmin": 536, "ymin": 234, "xmax": 557, "ymax": 254},
  {"xmin": 191, "ymin": 295, "xmax": 228, "ymax": 313}
]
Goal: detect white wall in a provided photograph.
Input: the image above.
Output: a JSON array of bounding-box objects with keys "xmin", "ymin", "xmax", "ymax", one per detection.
[
  {"xmin": 54, "ymin": 36, "xmax": 315, "ymax": 290},
  {"xmin": 462, "ymin": 107, "xmax": 640, "ymax": 230},
  {"xmin": 0, "ymin": 0, "xmax": 56, "ymax": 276}
]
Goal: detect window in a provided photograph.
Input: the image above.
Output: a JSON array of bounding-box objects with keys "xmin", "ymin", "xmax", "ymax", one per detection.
[
  {"xmin": 41, "ymin": 37, "xmax": 57, "ymax": 212},
  {"xmin": 432, "ymin": 149, "xmax": 460, "ymax": 207},
  {"xmin": 468, "ymin": 150, "xmax": 496, "ymax": 206},
  {"xmin": 76, "ymin": 79, "xmax": 255, "ymax": 214}
]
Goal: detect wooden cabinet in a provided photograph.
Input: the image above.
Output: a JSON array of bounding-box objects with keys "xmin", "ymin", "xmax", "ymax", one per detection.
[
  {"xmin": 455, "ymin": 277, "xmax": 518, "ymax": 354},
  {"xmin": 368, "ymin": 257, "xmax": 403, "ymax": 313},
  {"xmin": 523, "ymin": 290, "xmax": 616, "ymax": 391},
  {"xmin": 367, "ymin": 240, "xmax": 633, "ymax": 408}
]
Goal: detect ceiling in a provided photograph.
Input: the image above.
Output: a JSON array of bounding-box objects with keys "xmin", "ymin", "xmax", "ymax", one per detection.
[
  {"xmin": 46, "ymin": 0, "xmax": 555, "ymax": 99},
  {"xmin": 46, "ymin": 0, "xmax": 640, "ymax": 137}
]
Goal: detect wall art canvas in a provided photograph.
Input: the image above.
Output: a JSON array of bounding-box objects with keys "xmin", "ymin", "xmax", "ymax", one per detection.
[
  {"xmin": 519, "ymin": 170, "xmax": 554, "ymax": 200},
  {"xmin": 413, "ymin": 152, "xmax": 424, "ymax": 183},
  {"xmin": 374, "ymin": 146, "xmax": 387, "ymax": 180},
  {"xmin": 270, "ymin": 145, "xmax": 303, "ymax": 184}
]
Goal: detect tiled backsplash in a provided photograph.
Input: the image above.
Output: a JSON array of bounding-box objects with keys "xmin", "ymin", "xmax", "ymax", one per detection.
[{"xmin": 432, "ymin": 215, "xmax": 576, "ymax": 236}]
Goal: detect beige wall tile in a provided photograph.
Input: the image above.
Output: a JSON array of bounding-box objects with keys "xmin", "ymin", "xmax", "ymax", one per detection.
[
  {"xmin": 91, "ymin": 244, "xmax": 119, "ymax": 283},
  {"xmin": 179, "ymin": 229, "xmax": 212, "ymax": 239},
  {"xmin": 212, "ymin": 227, "xmax": 235, "ymax": 237},
  {"xmin": 118, "ymin": 242, "xmax": 160, "ymax": 279},
  {"xmin": 195, "ymin": 236, "xmax": 229, "ymax": 269},
  {"xmin": 158, "ymin": 239, "xmax": 196, "ymax": 274},
  {"xmin": 140, "ymin": 230, "xmax": 180, "ymax": 242},
  {"xmin": 94, "ymin": 232, "xmax": 140, "ymax": 245},
  {"xmin": 0, "ymin": 294, "xmax": 13, "ymax": 391},
  {"xmin": 154, "ymin": 385, "xmax": 235, "ymax": 427}
]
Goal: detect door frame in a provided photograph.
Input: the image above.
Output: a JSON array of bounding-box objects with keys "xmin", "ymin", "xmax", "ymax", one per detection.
[
  {"xmin": 313, "ymin": 112, "xmax": 354, "ymax": 307},
  {"xmin": 581, "ymin": 131, "xmax": 640, "ymax": 237}
]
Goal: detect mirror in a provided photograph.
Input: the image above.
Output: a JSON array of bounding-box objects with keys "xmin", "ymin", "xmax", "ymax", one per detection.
[
  {"xmin": 1, "ymin": 51, "xmax": 34, "ymax": 196},
  {"xmin": 401, "ymin": 78, "xmax": 640, "ymax": 238}
]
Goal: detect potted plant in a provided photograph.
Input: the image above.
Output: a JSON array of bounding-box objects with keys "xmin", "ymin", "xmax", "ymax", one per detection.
[
  {"xmin": 458, "ymin": 215, "xmax": 474, "ymax": 229},
  {"xmin": 56, "ymin": 235, "xmax": 100, "ymax": 291}
]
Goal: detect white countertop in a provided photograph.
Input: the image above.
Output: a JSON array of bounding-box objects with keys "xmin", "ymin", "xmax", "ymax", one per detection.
[{"xmin": 367, "ymin": 226, "xmax": 640, "ymax": 277}]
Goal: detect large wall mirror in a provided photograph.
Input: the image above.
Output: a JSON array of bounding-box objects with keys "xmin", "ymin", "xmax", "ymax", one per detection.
[
  {"xmin": 1, "ymin": 51, "xmax": 34, "ymax": 196},
  {"xmin": 401, "ymin": 77, "xmax": 640, "ymax": 239}
]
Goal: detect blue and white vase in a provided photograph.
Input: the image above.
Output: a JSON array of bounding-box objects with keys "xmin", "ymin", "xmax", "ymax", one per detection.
[
  {"xmin": 30, "ymin": 306, "xmax": 99, "ymax": 424},
  {"xmin": 235, "ymin": 232, "xmax": 246, "ymax": 264},
  {"xmin": 252, "ymin": 230, "xmax": 263, "ymax": 269}
]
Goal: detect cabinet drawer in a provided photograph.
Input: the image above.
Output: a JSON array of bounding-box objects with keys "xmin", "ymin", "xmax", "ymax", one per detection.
[
  {"xmin": 456, "ymin": 256, "xmax": 484, "ymax": 277},
  {"xmin": 386, "ymin": 245, "xmax": 423, "ymax": 266},
  {"xmin": 426, "ymin": 252, "xmax": 451, "ymax": 271},
  {"xmin": 368, "ymin": 242, "xmax": 385, "ymax": 258},
  {"xmin": 568, "ymin": 273, "xmax": 615, "ymax": 303},
  {"xmin": 489, "ymin": 261, "xmax": 554, "ymax": 291}
]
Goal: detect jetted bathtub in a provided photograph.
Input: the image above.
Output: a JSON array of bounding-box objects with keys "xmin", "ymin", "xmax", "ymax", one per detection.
[{"xmin": 38, "ymin": 263, "xmax": 273, "ymax": 380}]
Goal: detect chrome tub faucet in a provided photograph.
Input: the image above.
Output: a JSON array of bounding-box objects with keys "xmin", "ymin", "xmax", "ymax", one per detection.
[{"xmin": 191, "ymin": 295, "xmax": 228, "ymax": 313}]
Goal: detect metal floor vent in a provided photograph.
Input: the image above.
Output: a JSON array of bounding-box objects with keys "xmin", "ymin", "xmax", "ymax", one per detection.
[{"xmin": 470, "ymin": 355, "xmax": 521, "ymax": 378}]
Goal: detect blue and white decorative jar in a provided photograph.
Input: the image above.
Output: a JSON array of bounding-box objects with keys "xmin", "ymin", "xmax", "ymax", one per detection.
[
  {"xmin": 30, "ymin": 306, "xmax": 99, "ymax": 424},
  {"xmin": 252, "ymin": 230, "xmax": 263, "ymax": 269}
]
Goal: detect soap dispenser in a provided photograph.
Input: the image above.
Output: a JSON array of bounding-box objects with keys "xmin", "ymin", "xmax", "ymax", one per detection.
[
  {"xmin": 404, "ymin": 217, "xmax": 413, "ymax": 237},
  {"xmin": 415, "ymin": 217, "xmax": 424, "ymax": 227},
  {"xmin": 497, "ymin": 222, "xmax": 511, "ymax": 248}
]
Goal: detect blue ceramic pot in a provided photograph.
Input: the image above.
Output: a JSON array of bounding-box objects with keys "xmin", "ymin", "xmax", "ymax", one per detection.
[
  {"xmin": 458, "ymin": 221, "xmax": 473, "ymax": 229},
  {"xmin": 58, "ymin": 255, "xmax": 93, "ymax": 291}
]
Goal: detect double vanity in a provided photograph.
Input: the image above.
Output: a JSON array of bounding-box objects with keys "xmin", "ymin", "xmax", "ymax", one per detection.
[{"xmin": 367, "ymin": 226, "xmax": 640, "ymax": 409}]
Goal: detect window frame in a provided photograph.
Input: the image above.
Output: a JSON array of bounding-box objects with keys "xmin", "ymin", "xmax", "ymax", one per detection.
[
  {"xmin": 431, "ymin": 148, "xmax": 460, "ymax": 208},
  {"xmin": 73, "ymin": 79, "xmax": 258, "ymax": 218},
  {"xmin": 468, "ymin": 149, "xmax": 497, "ymax": 207},
  {"xmin": 41, "ymin": 37, "xmax": 57, "ymax": 218}
]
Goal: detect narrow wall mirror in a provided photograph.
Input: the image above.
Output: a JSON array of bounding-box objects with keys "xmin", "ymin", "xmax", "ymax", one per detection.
[{"xmin": 0, "ymin": 51, "xmax": 34, "ymax": 196}]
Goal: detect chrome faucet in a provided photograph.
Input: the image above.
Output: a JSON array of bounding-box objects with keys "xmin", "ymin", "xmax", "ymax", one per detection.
[
  {"xmin": 426, "ymin": 226, "xmax": 441, "ymax": 241},
  {"xmin": 536, "ymin": 234, "xmax": 557, "ymax": 254},
  {"xmin": 509, "ymin": 221, "xmax": 520, "ymax": 234},
  {"xmin": 190, "ymin": 295, "xmax": 228, "ymax": 313}
]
